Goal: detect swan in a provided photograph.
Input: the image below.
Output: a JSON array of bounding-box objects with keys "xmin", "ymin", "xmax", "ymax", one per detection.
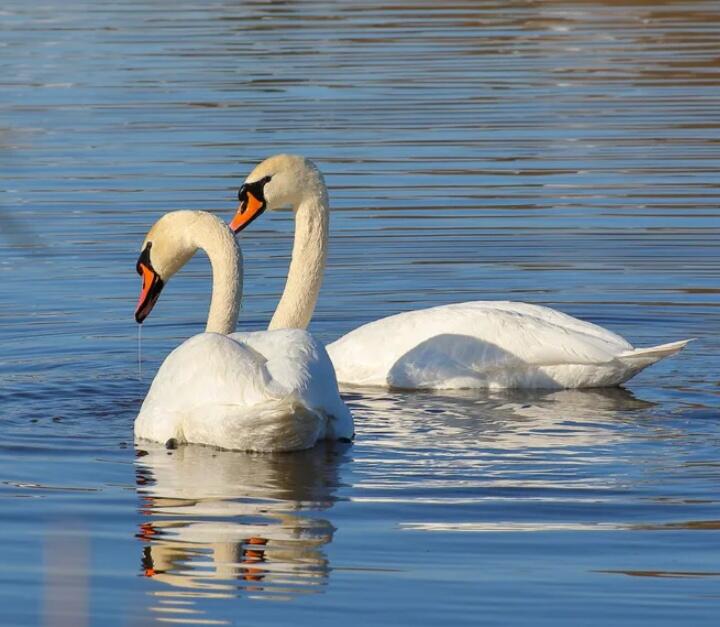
[
  {"xmin": 133, "ymin": 210, "xmax": 353, "ymax": 452},
  {"xmin": 227, "ymin": 154, "xmax": 690, "ymax": 390}
]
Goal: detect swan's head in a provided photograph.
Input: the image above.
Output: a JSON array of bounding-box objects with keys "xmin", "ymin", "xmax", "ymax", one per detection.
[
  {"xmin": 230, "ymin": 154, "xmax": 325, "ymax": 233},
  {"xmin": 134, "ymin": 211, "xmax": 204, "ymax": 323}
]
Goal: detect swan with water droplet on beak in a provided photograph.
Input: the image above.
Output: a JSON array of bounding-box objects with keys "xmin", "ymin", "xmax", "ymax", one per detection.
[{"xmin": 133, "ymin": 210, "xmax": 353, "ymax": 451}]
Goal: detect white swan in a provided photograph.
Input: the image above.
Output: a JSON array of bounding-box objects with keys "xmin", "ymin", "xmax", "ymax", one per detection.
[
  {"xmin": 228, "ymin": 154, "xmax": 690, "ymax": 390},
  {"xmin": 133, "ymin": 210, "xmax": 353, "ymax": 451}
]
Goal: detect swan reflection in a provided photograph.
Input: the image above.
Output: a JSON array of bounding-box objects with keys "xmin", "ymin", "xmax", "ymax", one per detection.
[
  {"xmin": 344, "ymin": 386, "xmax": 663, "ymax": 531},
  {"xmin": 345, "ymin": 385, "xmax": 655, "ymax": 451},
  {"xmin": 135, "ymin": 442, "xmax": 348, "ymax": 607}
]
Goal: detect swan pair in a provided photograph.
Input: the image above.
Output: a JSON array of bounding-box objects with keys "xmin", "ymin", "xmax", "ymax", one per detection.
[{"xmin": 134, "ymin": 155, "xmax": 689, "ymax": 452}]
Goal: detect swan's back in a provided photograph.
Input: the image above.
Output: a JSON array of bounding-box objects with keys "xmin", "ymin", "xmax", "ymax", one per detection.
[
  {"xmin": 135, "ymin": 330, "xmax": 353, "ymax": 451},
  {"xmin": 135, "ymin": 332, "xmax": 350, "ymax": 452},
  {"xmin": 326, "ymin": 301, "xmax": 636, "ymax": 389},
  {"xmin": 231, "ymin": 328, "xmax": 353, "ymax": 439}
]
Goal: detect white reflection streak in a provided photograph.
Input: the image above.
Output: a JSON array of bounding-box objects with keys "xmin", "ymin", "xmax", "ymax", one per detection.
[
  {"xmin": 400, "ymin": 521, "xmax": 626, "ymax": 532},
  {"xmin": 43, "ymin": 528, "xmax": 89, "ymax": 627}
]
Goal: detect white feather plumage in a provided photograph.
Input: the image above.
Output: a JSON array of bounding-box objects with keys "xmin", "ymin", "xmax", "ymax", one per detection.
[{"xmin": 134, "ymin": 211, "xmax": 353, "ymax": 452}]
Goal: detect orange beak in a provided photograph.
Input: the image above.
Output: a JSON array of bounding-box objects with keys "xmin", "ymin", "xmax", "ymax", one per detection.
[
  {"xmin": 135, "ymin": 258, "xmax": 164, "ymax": 323},
  {"xmin": 230, "ymin": 189, "xmax": 265, "ymax": 233}
]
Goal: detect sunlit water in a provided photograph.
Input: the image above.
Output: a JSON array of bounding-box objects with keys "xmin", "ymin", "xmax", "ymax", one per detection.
[{"xmin": 1, "ymin": 1, "xmax": 719, "ymax": 625}]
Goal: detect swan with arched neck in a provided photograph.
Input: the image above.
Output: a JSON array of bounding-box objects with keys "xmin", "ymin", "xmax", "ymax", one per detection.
[
  {"xmin": 134, "ymin": 210, "xmax": 353, "ymax": 451},
  {"xmin": 228, "ymin": 155, "xmax": 690, "ymax": 390}
]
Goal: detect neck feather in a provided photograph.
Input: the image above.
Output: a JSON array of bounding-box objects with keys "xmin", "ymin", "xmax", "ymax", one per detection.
[
  {"xmin": 190, "ymin": 213, "xmax": 242, "ymax": 334},
  {"xmin": 269, "ymin": 194, "xmax": 328, "ymax": 330}
]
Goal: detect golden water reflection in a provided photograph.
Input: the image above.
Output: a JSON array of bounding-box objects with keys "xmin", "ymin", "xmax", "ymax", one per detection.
[{"xmin": 134, "ymin": 442, "xmax": 348, "ymax": 612}]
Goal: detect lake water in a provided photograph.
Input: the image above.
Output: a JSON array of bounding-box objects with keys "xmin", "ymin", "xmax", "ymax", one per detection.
[{"xmin": 1, "ymin": 1, "xmax": 719, "ymax": 625}]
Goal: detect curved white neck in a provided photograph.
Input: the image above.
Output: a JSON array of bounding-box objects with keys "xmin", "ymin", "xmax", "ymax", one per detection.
[
  {"xmin": 269, "ymin": 194, "xmax": 328, "ymax": 330},
  {"xmin": 190, "ymin": 214, "xmax": 242, "ymax": 335}
]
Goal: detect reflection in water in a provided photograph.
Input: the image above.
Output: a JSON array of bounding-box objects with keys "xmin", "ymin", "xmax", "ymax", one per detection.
[
  {"xmin": 348, "ymin": 385, "xmax": 655, "ymax": 453},
  {"xmin": 0, "ymin": 129, "xmax": 39, "ymax": 250},
  {"xmin": 344, "ymin": 386, "xmax": 710, "ymax": 533},
  {"xmin": 596, "ymin": 570, "xmax": 720, "ymax": 579},
  {"xmin": 135, "ymin": 442, "xmax": 348, "ymax": 612}
]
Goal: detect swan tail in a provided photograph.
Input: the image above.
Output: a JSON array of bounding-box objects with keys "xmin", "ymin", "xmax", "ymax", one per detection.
[{"xmin": 618, "ymin": 339, "xmax": 692, "ymax": 369}]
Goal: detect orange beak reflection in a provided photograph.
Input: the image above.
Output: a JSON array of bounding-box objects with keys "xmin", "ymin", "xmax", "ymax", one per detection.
[
  {"xmin": 135, "ymin": 260, "xmax": 164, "ymax": 324},
  {"xmin": 230, "ymin": 190, "xmax": 265, "ymax": 234}
]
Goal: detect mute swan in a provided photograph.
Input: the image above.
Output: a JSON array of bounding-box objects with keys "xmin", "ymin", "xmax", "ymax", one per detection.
[
  {"xmin": 133, "ymin": 210, "xmax": 353, "ymax": 452},
  {"xmin": 229, "ymin": 155, "xmax": 690, "ymax": 390}
]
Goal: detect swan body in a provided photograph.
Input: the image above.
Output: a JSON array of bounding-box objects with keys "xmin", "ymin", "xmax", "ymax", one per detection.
[
  {"xmin": 325, "ymin": 301, "xmax": 689, "ymax": 389},
  {"xmin": 135, "ymin": 330, "xmax": 352, "ymax": 451},
  {"xmin": 230, "ymin": 155, "xmax": 690, "ymax": 391},
  {"xmin": 133, "ymin": 211, "xmax": 353, "ymax": 452}
]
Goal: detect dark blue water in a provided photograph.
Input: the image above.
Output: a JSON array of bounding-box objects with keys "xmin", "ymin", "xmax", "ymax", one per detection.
[{"xmin": 1, "ymin": 1, "xmax": 719, "ymax": 625}]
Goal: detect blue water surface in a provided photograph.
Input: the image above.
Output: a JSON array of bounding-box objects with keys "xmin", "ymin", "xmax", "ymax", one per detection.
[{"xmin": 1, "ymin": 1, "xmax": 719, "ymax": 625}]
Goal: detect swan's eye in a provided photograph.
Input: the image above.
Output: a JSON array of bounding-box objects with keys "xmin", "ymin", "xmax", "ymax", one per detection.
[
  {"xmin": 136, "ymin": 242, "xmax": 153, "ymax": 276},
  {"xmin": 134, "ymin": 241, "xmax": 165, "ymax": 324},
  {"xmin": 238, "ymin": 176, "xmax": 272, "ymax": 205},
  {"xmin": 231, "ymin": 179, "xmax": 270, "ymax": 233}
]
